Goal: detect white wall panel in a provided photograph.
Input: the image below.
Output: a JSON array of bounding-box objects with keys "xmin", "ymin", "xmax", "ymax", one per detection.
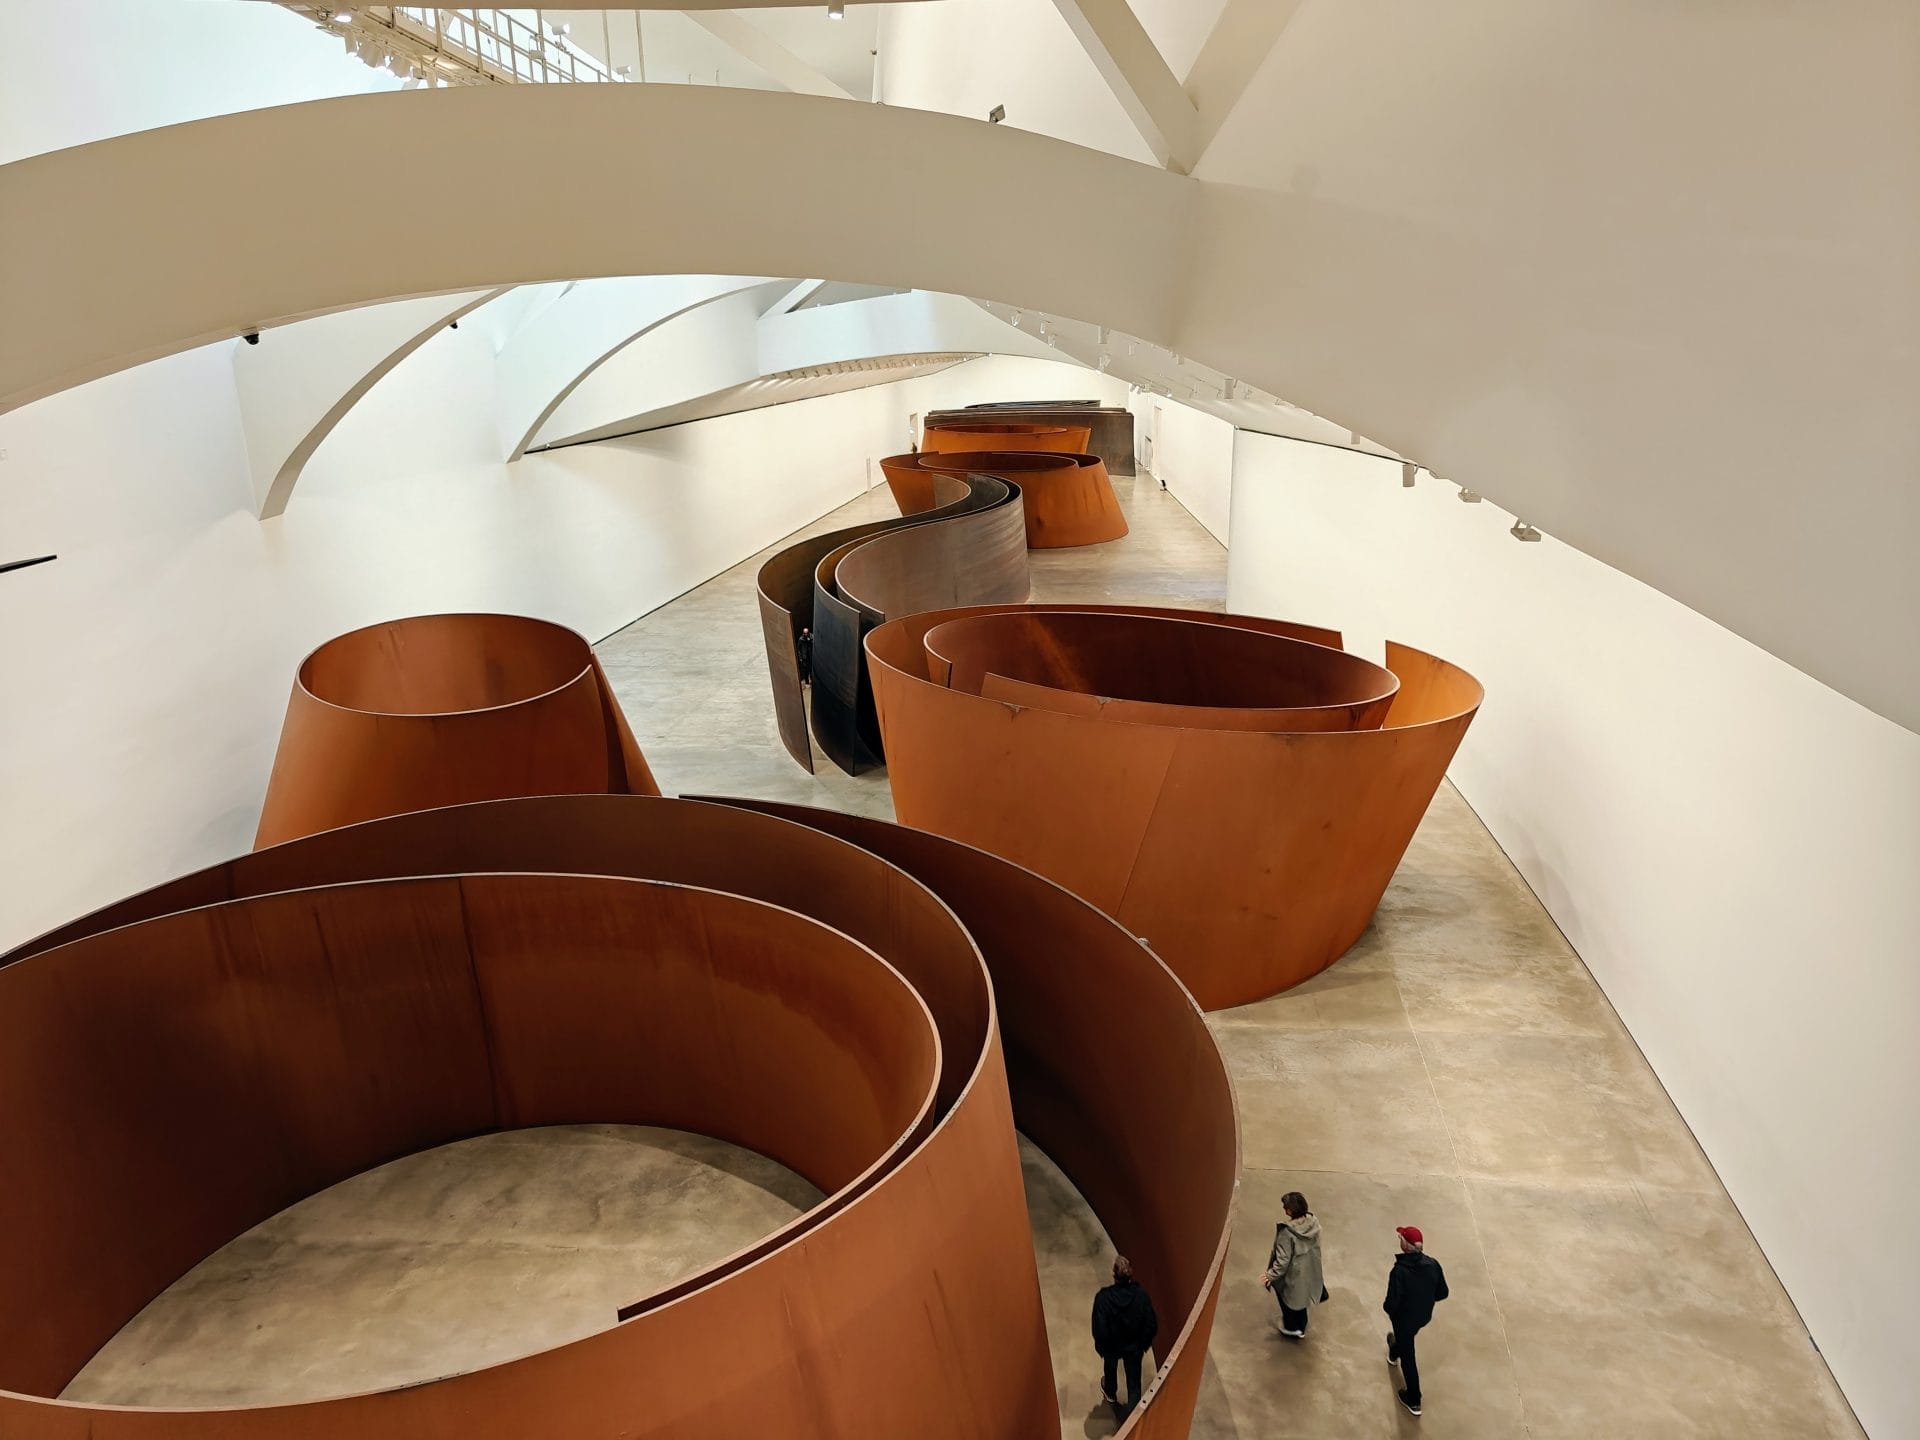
[{"xmin": 1227, "ymin": 430, "xmax": 1919, "ymax": 1439}]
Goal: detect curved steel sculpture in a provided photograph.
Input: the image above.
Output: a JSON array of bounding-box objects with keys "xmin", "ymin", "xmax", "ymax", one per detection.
[
  {"xmin": 917, "ymin": 450, "xmax": 1130, "ymax": 547},
  {"xmin": 921, "ymin": 420, "xmax": 1093, "ymax": 455},
  {"xmin": 926, "ymin": 404, "xmax": 1136, "ymax": 473},
  {"xmin": 254, "ymin": 613, "xmax": 657, "ymax": 847},
  {"xmin": 867, "ymin": 604, "xmax": 1484, "ymax": 1009},
  {"xmin": 0, "ymin": 793, "xmax": 1238, "ymax": 1440},
  {"xmin": 757, "ymin": 474, "xmax": 1028, "ymax": 774}
]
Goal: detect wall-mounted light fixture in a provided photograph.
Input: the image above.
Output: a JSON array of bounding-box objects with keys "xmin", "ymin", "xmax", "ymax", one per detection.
[
  {"xmin": 987, "ymin": 103, "xmax": 1006, "ymax": 124},
  {"xmin": 1510, "ymin": 520, "xmax": 1542, "ymax": 542}
]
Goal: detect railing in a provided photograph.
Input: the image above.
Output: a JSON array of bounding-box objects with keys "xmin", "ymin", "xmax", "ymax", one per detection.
[{"xmin": 282, "ymin": 6, "xmax": 627, "ymax": 87}]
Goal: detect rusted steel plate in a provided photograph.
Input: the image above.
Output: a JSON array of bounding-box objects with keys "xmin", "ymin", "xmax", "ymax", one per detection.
[
  {"xmin": 867, "ymin": 604, "xmax": 1483, "ymax": 1008},
  {"xmin": 755, "ymin": 473, "xmax": 978, "ymax": 772},
  {"xmin": 921, "ymin": 421, "xmax": 1093, "ymax": 454},
  {"xmin": 253, "ymin": 613, "xmax": 657, "ymax": 847},
  {"xmin": 925, "ymin": 404, "xmax": 1135, "ymax": 473},
  {"xmin": 0, "ymin": 799, "xmax": 1065, "ymax": 1440},
  {"xmin": 706, "ymin": 799, "xmax": 1238, "ymax": 1440},
  {"xmin": 917, "ymin": 450, "xmax": 1128, "ymax": 547},
  {"xmin": 0, "ymin": 790, "xmax": 1239, "ymax": 1437},
  {"xmin": 759, "ymin": 474, "xmax": 1027, "ymax": 776},
  {"xmin": 923, "ymin": 609, "xmax": 1397, "ymax": 729}
]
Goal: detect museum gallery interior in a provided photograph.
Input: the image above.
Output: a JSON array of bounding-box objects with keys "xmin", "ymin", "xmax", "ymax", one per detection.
[{"xmin": 0, "ymin": 4, "xmax": 1913, "ymax": 1438}]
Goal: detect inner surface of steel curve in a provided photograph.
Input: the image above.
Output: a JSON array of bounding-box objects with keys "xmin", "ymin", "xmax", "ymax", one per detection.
[
  {"xmin": 0, "ymin": 794, "xmax": 1237, "ymax": 1440},
  {"xmin": 254, "ymin": 612, "xmax": 658, "ymax": 847},
  {"xmin": 867, "ymin": 603, "xmax": 1485, "ymax": 1009}
]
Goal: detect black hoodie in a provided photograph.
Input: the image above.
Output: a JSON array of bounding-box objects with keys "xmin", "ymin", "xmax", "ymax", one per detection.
[
  {"xmin": 1091, "ymin": 1276, "xmax": 1159, "ymax": 1357},
  {"xmin": 1382, "ymin": 1250, "xmax": 1449, "ymax": 1331}
]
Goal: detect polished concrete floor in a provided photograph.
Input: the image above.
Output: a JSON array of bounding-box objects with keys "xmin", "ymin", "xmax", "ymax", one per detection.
[{"xmin": 69, "ymin": 474, "xmax": 1863, "ymax": 1438}]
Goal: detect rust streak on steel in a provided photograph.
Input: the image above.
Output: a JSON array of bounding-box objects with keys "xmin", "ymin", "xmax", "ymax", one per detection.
[
  {"xmin": 253, "ymin": 613, "xmax": 657, "ymax": 847},
  {"xmin": 867, "ymin": 604, "xmax": 1483, "ymax": 1009}
]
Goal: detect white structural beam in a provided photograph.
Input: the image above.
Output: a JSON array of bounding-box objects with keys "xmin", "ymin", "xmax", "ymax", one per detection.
[
  {"xmin": 1047, "ymin": 0, "xmax": 1199, "ymax": 173},
  {"xmin": 763, "ymin": 279, "xmax": 828, "ymax": 316},
  {"xmin": 1185, "ymin": 0, "xmax": 1302, "ymax": 161},
  {"xmin": 680, "ymin": 11, "xmax": 855, "ymax": 100},
  {"xmin": 493, "ymin": 273, "xmax": 785, "ymax": 459},
  {"xmin": 236, "ymin": 288, "xmax": 507, "ymax": 519}
]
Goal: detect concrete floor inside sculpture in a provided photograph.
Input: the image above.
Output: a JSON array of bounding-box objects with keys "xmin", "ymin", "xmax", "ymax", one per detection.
[{"xmin": 68, "ymin": 474, "xmax": 1863, "ymax": 1439}]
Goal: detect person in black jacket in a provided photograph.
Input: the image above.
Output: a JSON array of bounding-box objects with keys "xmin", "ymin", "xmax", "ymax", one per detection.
[
  {"xmin": 1091, "ymin": 1255, "xmax": 1158, "ymax": 1418},
  {"xmin": 1382, "ymin": 1225, "xmax": 1448, "ymax": 1417}
]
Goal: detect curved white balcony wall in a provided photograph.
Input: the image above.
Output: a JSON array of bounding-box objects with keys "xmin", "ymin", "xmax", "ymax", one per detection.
[
  {"xmin": 537, "ymin": 288, "xmax": 1064, "ymax": 449},
  {"xmin": 235, "ymin": 289, "xmax": 504, "ymax": 517},
  {"xmin": 0, "ymin": 0, "xmax": 394, "ymax": 165},
  {"xmin": 492, "ymin": 273, "xmax": 783, "ymax": 460},
  {"xmin": 5, "ymin": 73, "xmax": 1907, "ymax": 734},
  {"xmin": 1228, "ymin": 430, "xmax": 1918, "ymax": 1440},
  {"xmin": 531, "ymin": 283, "xmax": 792, "ymax": 450}
]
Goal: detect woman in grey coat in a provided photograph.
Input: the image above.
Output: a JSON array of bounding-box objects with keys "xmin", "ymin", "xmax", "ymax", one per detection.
[{"xmin": 1261, "ymin": 1191, "xmax": 1325, "ymax": 1338}]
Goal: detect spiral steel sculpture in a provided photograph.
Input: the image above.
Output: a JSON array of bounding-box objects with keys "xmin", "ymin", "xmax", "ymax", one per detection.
[
  {"xmin": 0, "ymin": 793, "xmax": 1237, "ymax": 1440},
  {"xmin": 757, "ymin": 473, "xmax": 1029, "ymax": 774},
  {"xmin": 867, "ymin": 604, "xmax": 1484, "ymax": 1009}
]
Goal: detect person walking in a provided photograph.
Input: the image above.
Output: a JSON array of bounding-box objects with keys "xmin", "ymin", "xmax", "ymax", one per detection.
[
  {"xmin": 1260, "ymin": 1190, "xmax": 1325, "ymax": 1338},
  {"xmin": 1382, "ymin": 1224, "xmax": 1448, "ymax": 1418},
  {"xmin": 1091, "ymin": 1255, "xmax": 1158, "ymax": 1419}
]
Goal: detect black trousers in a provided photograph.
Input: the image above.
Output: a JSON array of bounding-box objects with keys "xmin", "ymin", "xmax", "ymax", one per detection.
[
  {"xmin": 1274, "ymin": 1289, "xmax": 1309, "ymax": 1333},
  {"xmin": 1388, "ymin": 1323, "xmax": 1423, "ymax": 1405},
  {"xmin": 1101, "ymin": 1350, "xmax": 1144, "ymax": 1412}
]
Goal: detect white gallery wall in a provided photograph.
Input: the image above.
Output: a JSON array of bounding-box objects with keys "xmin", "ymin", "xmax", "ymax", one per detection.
[
  {"xmin": 1226, "ymin": 430, "xmax": 1920, "ymax": 1438},
  {"xmin": 0, "ymin": 330, "xmax": 1110, "ymax": 951},
  {"xmin": 0, "ymin": 0, "xmax": 392, "ymax": 164},
  {"xmin": 1133, "ymin": 394, "xmax": 1233, "ymax": 543}
]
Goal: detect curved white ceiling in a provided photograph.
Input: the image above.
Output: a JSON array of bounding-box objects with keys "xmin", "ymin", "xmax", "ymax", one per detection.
[{"xmin": 0, "ymin": 65, "xmax": 1912, "ymax": 735}]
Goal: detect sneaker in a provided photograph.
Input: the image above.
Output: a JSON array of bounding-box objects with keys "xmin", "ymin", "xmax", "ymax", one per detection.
[
  {"xmin": 1397, "ymin": 1389, "xmax": 1422, "ymax": 1417},
  {"xmin": 1279, "ymin": 1326, "xmax": 1305, "ymax": 1339},
  {"xmin": 1385, "ymin": 1333, "xmax": 1400, "ymax": 1367}
]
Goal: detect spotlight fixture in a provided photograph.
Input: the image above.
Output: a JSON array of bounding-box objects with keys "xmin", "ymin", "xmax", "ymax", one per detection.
[
  {"xmin": 1009, "ymin": 309, "xmax": 1023, "ymax": 328},
  {"xmin": 1457, "ymin": 487, "xmax": 1483, "ymax": 503},
  {"xmin": 331, "ymin": 9, "xmax": 351, "ymax": 22},
  {"xmin": 1097, "ymin": 326, "xmax": 1111, "ymax": 345},
  {"xmin": 987, "ymin": 103, "xmax": 1006, "ymax": 124},
  {"xmin": 242, "ymin": 330, "xmax": 261, "ymax": 346},
  {"xmin": 1097, "ymin": 352, "xmax": 1112, "ymax": 371},
  {"xmin": 1510, "ymin": 520, "xmax": 1542, "ymax": 542},
  {"xmin": 828, "ymin": 2, "xmax": 846, "ymax": 17},
  {"xmin": 1221, "ymin": 379, "xmax": 1237, "ymax": 402},
  {"xmin": 1401, "ymin": 462, "xmax": 1419, "ymax": 488}
]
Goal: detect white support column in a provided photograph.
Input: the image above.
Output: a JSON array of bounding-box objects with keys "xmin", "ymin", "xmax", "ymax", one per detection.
[
  {"xmin": 681, "ymin": 11, "xmax": 856, "ymax": 100},
  {"xmin": 1047, "ymin": 0, "xmax": 1199, "ymax": 173}
]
